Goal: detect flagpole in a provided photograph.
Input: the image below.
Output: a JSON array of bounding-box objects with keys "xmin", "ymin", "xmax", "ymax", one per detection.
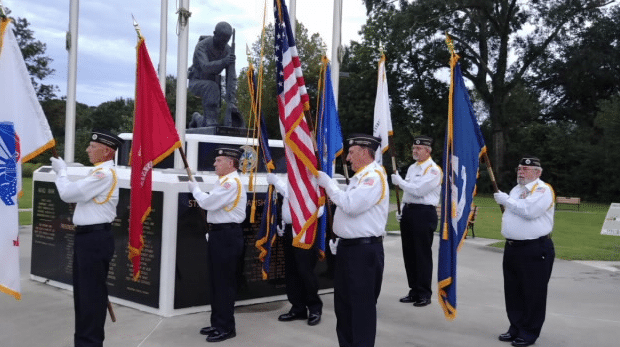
[
  {"xmin": 158, "ymin": 0, "xmax": 168, "ymax": 92},
  {"xmin": 65, "ymin": 0, "xmax": 80, "ymax": 163},
  {"xmin": 388, "ymin": 135, "xmax": 402, "ymax": 215},
  {"xmin": 331, "ymin": 0, "xmax": 342, "ymax": 105},
  {"xmin": 173, "ymin": 0, "xmax": 191, "ymax": 169}
]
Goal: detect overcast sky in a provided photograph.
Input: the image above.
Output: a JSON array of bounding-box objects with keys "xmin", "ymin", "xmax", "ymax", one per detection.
[{"xmin": 4, "ymin": 0, "xmax": 368, "ymax": 106}]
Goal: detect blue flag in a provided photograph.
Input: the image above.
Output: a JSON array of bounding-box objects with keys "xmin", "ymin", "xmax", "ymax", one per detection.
[
  {"xmin": 437, "ymin": 53, "xmax": 487, "ymax": 320},
  {"xmin": 316, "ymin": 60, "xmax": 344, "ymax": 257},
  {"xmin": 249, "ymin": 64, "xmax": 280, "ymax": 279}
]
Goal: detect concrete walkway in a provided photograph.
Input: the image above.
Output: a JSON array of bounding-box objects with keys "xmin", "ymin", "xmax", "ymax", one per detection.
[{"xmin": 2, "ymin": 226, "xmax": 619, "ymax": 347}]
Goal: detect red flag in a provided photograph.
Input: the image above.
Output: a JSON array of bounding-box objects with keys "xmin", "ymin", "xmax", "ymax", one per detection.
[{"xmin": 129, "ymin": 38, "xmax": 181, "ymax": 280}]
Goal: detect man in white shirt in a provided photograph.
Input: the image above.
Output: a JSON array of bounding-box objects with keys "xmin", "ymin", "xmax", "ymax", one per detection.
[
  {"xmin": 317, "ymin": 133, "xmax": 388, "ymax": 347},
  {"xmin": 50, "ymin": 129, "xmax": 122, "ymax": 347},
  {"xmin": 391, "ymin": 135, "xmax": 441, "ymax": 307},
  {"xmin": 266, "ymin": 173, "xmax": 323, "ymax": 326},
  {"xmin": 494, "ymin": 157, "xmax": 555, "ymax": 347},
  {"xmin": 188, "ymin": 146, "xmax": 246, "ymax": 343}
]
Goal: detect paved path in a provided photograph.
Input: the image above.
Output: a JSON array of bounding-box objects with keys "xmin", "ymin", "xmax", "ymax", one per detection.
[{"xmin": 2, "ymin": 226, "xmax": 619, "ymax": 346}]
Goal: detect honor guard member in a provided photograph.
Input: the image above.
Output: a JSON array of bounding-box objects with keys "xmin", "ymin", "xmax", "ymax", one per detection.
[
  {"xmin": 391, "ymin": 135, "xmax": 441, "ymax": 307},
  {"xmin": 494, "ymin": 157, "xmax": 555, "ymax": 347},
  {"xmin": 317, "ymin": 133, "xmax": 388, "ymax": 347},
  {"xmin": 266, "ymin": 174, "xmax": 323, "ymax": 326},
  {"xmin": 50, "ymin": 129, "xmax": 122, "ymax": 347},
  {"xmin": 187, "ymin": 146, "xmax": 246, "ymax": 343}
]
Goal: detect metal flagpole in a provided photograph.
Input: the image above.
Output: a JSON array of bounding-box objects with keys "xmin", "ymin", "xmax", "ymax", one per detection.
[
  {"xmin": 174, "ymin": 0, "xmax": 191, "ymax": 169},
  {"xmin": 65, "ymin": 0, "xmax": 79, "ymax": 163},
  {"xmin": 158, "ymin": 0, "xmax": 168, "ymax": 92},
  {"xmin": 289, "ymin": 0, "xmax": 296, "ymax": 37},
  {"xmin": 330, "ymin": 0, "xmax": 342, "ymax": 105}
]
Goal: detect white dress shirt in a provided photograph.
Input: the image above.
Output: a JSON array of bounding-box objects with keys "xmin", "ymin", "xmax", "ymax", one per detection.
[
  {"xmin": 55, "ymin": 160, "xmax": 119, "ymax": 226},
  {"xmin": 268, "ymin": 176, "xmax": 292, "ymax": 224},
  {"xmin": 323, "ymin": 161, "xmax": 389, "ymax": 239},
  {"xmin": 501, "ymin": 178, "xmax": 555, "ymax": 240},
  {"xmin": 399, "ymin": 157, "xmax": 442, "ymax": 207},
  {"xmin": 192, "ymin": 171, "xmax": 247, "ymax": 224}
]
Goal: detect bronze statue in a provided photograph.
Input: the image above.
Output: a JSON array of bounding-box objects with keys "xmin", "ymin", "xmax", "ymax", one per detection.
[{"xmin": 188, "ymin": 22, "xmax": 244, "ymax": 128}]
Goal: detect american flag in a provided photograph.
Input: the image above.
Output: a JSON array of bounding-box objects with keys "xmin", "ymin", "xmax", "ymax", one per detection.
[{"xmin": 274, "ymin": 0, "xmax": 323, "ymax": 249}]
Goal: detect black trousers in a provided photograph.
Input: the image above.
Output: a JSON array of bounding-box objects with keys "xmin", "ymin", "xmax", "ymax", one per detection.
[
  {"xmin": 207, "ymin": 225, "xmax": 244, "ymax": 333},
  {"xmin": 503, "ymin": 237, "xmax": 555, "ymax": 343},
  {"xmin": 73, "ymin": 224, "xmax": 114, "ymax": 347},
  {"xmin": 334, "ymin": 241, "xmax": 384, "ymax": 347},
  {"xmin": 283, "ymin": 224, "xmax": 323, "ymax": 315},
  {"xmin": 400, "ymin": 204, "xmax": 437, "ymax": 300}
]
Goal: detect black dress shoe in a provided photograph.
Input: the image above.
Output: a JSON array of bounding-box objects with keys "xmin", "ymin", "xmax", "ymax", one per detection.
[
  {"xmin": 399, "ymin": 295, "xmax": 416, "ymax": 303},
  {"xmin": 206, "ymin": 329, "xmax": 236, "ymax": 343},
  {"xmin": 278, "ymin": 312, "xmax": 307, "ymax": 322},
  {"xmin": 498, "ymin": 332, "xmax": 516, "ymax": 342},
  {"xmin": 200, "ymin": 326, "xmax": 217, "ymax": 336},
  {"xmin": 307, "ymin": 313, "xmax": 321, "ymax": 326},
  {"xmin": 413, "ymin": 298, "xmax": 431, "ymax": 307},
  {"xmin": 511, "ymin": 338, "xmax": 534, "ymax": 346}
]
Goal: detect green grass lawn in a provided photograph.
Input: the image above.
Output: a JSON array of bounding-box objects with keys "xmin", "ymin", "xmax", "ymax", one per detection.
[
  {"xmin": 19, "ymin": 177, "xmax": 33, "ymax": 225},
  {"xmin": 388, "ymin": 192, "xmax": 620, "ymax": 261}
]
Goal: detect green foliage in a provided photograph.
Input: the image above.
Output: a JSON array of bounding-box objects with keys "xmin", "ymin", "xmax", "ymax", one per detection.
[
  {"xmin": 164, "ymin": 75, "xmax": 203, "ymax": 128},
  {"xmin": 358, "ymin": 0, "xmax": 611, "ymax": 181},
  {"xmin": 6, "ymin": 9, "xmax": 59, "ymax": 100},
  {"xmin": 22, "ymin": 163, "xmax": 42, "ymax": 178}
]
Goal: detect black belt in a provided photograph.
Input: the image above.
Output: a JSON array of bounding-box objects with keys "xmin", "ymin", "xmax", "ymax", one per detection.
[
  {"xmin": 339, "ymin": 236, "xmax": 383, "ymax": 247},
  {"xmin": 208, "ymin": 223, "xmax": 241, "ymax": 231},
  {"xmin": 506, "ymin": 235, "xmax": 551, "ymax": 246},
  {"xmin": 75, "ymin": 223, "xmax": 111, "ymax": 234},
  {"xmin": 404, "ymin": 203, "xmax": 435, "ymax": 209}
]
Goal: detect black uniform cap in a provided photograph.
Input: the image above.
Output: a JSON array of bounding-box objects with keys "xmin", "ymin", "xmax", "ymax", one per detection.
[
  {"xmin": 214, "ymin": 145, "xmax": 243, "ymax": 160},
  {"xmin": 519, "ymin": 157, "xmax": 541, "ymax": 167},
  {"xmin": 91, "ymin": 129, "xmax": 123, "ymax": 150},
  {"xmin": 413, "ymin": 135, "xmax": 433, "ymax": 147},
  {"xmin": 347, "ymin": 133, "xmax": 381, "ymax": 151}
]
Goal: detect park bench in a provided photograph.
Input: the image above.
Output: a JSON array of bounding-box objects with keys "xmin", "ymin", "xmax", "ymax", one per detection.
[
  {"xmin": 555, "ymin": 196, "xmax": 581, "ymax": 211},
  {"xmin": 435, "ymin": 205, "xmax": 478, "ymax": 238}
]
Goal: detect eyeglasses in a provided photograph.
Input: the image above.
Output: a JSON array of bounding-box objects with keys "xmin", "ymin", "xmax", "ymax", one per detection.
[{"xmin": 515, "ymin": 166, "xmax": 538, "ymax": 173}]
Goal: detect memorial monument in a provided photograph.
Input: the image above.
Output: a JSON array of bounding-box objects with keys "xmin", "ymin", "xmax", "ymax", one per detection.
[{"xmin": 188, "ymin": 21, "xmax": 245, "ymax": 129}]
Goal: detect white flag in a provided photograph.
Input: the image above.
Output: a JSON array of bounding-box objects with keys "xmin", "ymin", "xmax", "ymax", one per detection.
[
  {"xmin": 0, "ymin": 122, "xmax": 21, "ymax": 300},
  {"xmin": 372, "ymin": 54, "xmax": 393, "ymax": 164},
  {"xmin": 0, "ymin": 18, "xmax": 55, "ymax": 162},
  {"xmin": 0, "ymin": 18, "xmax": 56, "ymax": 300}
]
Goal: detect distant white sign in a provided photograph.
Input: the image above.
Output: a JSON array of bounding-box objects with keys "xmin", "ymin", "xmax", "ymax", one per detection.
[{"xmin": 601, "ymin": 203, "xmax": 620, "ymax": 236}]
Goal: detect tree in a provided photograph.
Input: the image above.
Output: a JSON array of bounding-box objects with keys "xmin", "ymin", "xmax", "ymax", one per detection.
[
  {"xmin": 6, "ymin": 8, "xmax": 59, "ymax": 100},
  {"xmin": 362, "ymin": 0, "xmax": 613, "ymax": 182},
  {"xmin": 237, "ymin": 22, "xmax": 327, "ymax": 139}
]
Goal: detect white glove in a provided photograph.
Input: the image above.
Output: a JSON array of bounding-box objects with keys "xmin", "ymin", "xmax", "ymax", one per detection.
[
  {"xmin": 188, "ymin": 180, "xmax": 199, "ymax": 193},
  {"xmin": 318, "ymin": 206, "xmax": 325, "ymax": 218},
  {"xmin": 50, "ymin": 157, "xmax": 67, "ymax": 174},
  {"xmin": 276, "ymin": 220, "xmax": 285, "ymax": 237},
  {"xmin": 329, "ymin": 238, "xmax": 340, "ymax": 255},
  {"xmin": 391, "ymin": 173, "xmax": 403, "ymax": 187},
  {"xmin": 205, "ymin": 233, "xmax": 209, "ymax": 242},
  {"xmin": 266, "ymin": 173, "xmax": 278, "ymax": 186},
  {"xmin": 395, "ymin": 212, "xmax": 402, "ymax": 222},
  {"xmin": 317, "ymin": 171, "xmax": 332, "ymax": 188},
  {"xmin": 494, "ymin": 191, "xmax": 510, "ymax": 205}
]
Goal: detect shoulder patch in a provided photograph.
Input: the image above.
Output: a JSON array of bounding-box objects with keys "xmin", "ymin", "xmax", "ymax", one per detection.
[
  {"xmin": 92, "ymin": 171, "xmax": 106, "ymax": 180},
  {"xmin": 535, "ymin": 187, "xmax": 546, "ymax": 193},
  {"xmin": 362, "ymin": 177, "xmax": 375, "ymax": 186},
  {"xmin": 429, "ymin": 167, "xmax": 440, "ymax": 175}
]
